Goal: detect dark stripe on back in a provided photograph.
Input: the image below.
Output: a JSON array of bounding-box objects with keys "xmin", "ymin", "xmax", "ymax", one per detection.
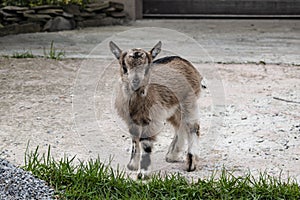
[{"xmin": 153, "ymin": 56, "xmax": 181, "ymax": 64}]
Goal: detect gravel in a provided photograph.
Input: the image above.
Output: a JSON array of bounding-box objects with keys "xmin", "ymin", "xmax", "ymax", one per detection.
[{"xmin": 0, "ymin": 158, "xmax": 54, "ymax": 200}]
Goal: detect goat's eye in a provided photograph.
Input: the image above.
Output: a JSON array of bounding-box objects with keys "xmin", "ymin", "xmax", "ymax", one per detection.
[{"xmin": 122, "ymin": 66, "xmax": 128, "ymax": 74}]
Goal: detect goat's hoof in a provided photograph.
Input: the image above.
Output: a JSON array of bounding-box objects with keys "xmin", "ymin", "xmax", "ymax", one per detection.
[
  {"xmin": 127, "ymin": 163, "xmax": 139, "ymax": 171},
  {"xmin": 137, "ymin": 172, "xmax": 150, "ymax": 180},
  {"xmin": 186, "ymin": 153, "xmax": 198, "ymax": 172},
  {"xmin": 186, "ymin": 164, "xmax": 196, "ymax": 172}
]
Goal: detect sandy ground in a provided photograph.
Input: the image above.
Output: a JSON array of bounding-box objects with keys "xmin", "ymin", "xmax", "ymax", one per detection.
[{"xmin": 1, "ymin": 57, "xmax": 299, "ymax": 182}]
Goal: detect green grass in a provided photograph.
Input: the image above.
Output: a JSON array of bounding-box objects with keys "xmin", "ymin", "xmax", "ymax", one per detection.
[
  {"xmin": 12, "ymin": 50, "xmax": 36, "ymax": 58},
  {"xmin": 2, "ymin": 41, "xmax": 65, "ymax": 60},
  {"xmin": 43, "ymin": 41, "xmax": 65, "ymax": 60},
  {"xmin": 23, "ymin": 146, "xmax": 300, "ymax": 199}
]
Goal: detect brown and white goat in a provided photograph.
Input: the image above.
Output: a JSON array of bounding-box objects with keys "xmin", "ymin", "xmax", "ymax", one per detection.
[{"xmin": 109, "ymin": 41, "xmax": 202, "ymax": 178}]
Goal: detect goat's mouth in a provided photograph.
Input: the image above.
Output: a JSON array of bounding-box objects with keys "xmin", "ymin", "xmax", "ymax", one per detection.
[{"xmin": 131, "ymin": 84, "xmax": 140, "ymax": 91}]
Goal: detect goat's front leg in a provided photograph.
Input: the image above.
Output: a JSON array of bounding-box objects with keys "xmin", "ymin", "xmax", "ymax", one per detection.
[
  {"xmin": 127, "ymin": 138, "xmax": 141, "ymax": 171},
  {"xmin": 138, "ymin": 138, "xmax": 153, "ymax": 179},
  {"xmin": 127, "ymin": 126, "xmax": 142, "ymax": 171}
]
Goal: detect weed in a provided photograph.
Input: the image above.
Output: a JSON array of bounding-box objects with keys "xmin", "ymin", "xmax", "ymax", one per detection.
[
  {"xmin": 12, "ymin": 50, "xmax": 35, "ymax": 58},
  {"xmin": 43, "ymin": 41, "xmax": 65, "ymax": 60}
]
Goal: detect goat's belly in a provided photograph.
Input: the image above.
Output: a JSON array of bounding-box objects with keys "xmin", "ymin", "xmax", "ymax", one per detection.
[{"xmin": 149, "ymin": 103, "xmax": 178, "ymax": 123}]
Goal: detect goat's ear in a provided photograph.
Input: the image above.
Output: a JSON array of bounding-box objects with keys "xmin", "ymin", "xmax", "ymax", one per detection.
[
  {"xmin": 150, "ymin": 41, "xmax": 162, "ymax": 59},
  {"xmin": 109, "ymin": 41, "xmax": 122, "ymax": 59}
]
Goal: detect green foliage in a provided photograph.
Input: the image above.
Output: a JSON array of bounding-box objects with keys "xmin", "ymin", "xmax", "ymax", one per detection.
[
  {"xmin": 43, "ymin": 41, "xmax": 65, "ymax": 60},
  {"xmin": 1, "ymin": 0, "xmax": 90, "ymax": 7},
  {"xmin": 12, "ymin": 50, "xmax": 35, "ymax": 58},
  {"xmin": 23, "ymin": 145, "xmax": 300, "ymax": 199}
]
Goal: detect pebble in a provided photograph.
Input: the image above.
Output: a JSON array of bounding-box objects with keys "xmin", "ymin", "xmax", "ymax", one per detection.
[
  {"xmin": 241, "ymin": 116, "xmax": 247, "ymax": 120},
  {"xmin": 0, "ymin": 158, "xmax": 54, "ymax": 199}
]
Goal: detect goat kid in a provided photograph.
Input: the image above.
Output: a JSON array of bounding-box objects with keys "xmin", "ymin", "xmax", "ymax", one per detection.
[{"xmin": 109, "ymin": 41, "xmax": 202, "ymax": 178}]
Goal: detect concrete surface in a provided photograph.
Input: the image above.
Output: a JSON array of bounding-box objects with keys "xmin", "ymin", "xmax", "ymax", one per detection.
[{"xmin": 0, "ymin": 19, "xmax": 299, "ymax": 64}]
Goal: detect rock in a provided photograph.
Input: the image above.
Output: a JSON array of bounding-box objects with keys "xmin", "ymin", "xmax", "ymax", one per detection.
[
  {"xmin": 256, "ymin": 139, "xmax": 264, "ymax": 143},
  {"xmin": 241, "ymin": 116, "xmax": 247, "ymax": 120},
  {"xmin": 79, "ymin": 12, "xmax": 96, "ymax": 18},
  {"xmin": 0, "ymin": 158, "xmax": 55, "ymax": 199},
  {"xmin": 93, "ymin": 13, "xmax": 106, "ymax": 19},
  {"xmin": 109, "ymin": 2, "xmax": 124, "ymax": 11},
  {"xmin": 109, "ymin": 11, "xmax": 126, "ymax": 18},
  {"xmin": 22, "ymin": 10, "xmax": 35, "ymax": 15},
  {"xmin": 17, "ymin": 9, "xmax": 35, "ymax": 15},
  {"xmin": 43, "ymin": 16, "xmax": 75, "ymax": 32},
  {"xmin": 0, "ymin": 23, "xmax": 41, "ymax": 37},
  {"xmin": 2, "ymin": 6, "xmax": 29, "ymax": 12},
  {"xmin": 0, "ymin": 2, "xmax": 128, "ymax": 35},
  {"xmin": 4, "ymin": 17, "xmax": 23, "ymax": 22},
  {"xmin": 61, "ymin": 12, "xmax": 74, "ymax": 18},
  {"xmin": 63, "ymin": 4, "xmax": 81, "ymax": 16},
  {"xmin": 104, "ymin": 7, "xmax": 116, "ymax": 13},
  {"xmin": 77, "ymin": 19, "xmax": 99, "ymax": 27},
  {"xmin": 85, "ymin": 1, "xmax": 110, "ymax": 12},
  {"xmin": 0, "ymin": 10, "xmax": 18, "ymax": 17},
  {"xmin": 77, "ymin": 17, "xmax": 126, "ymax": 27},
  {"xmin": 74, "ymin": 16, "xmax": 85, "ymax": 22},
  {"xmin": 31, "ymin": 5, "xmax": 61, "ymax": 10},
  {"xmin": 24, "ymin": 13, "xmax": 52, "ymax": 22},
  {"xmin": 37, "ymin": 9, "xmax": 64, "ymax": 15}
]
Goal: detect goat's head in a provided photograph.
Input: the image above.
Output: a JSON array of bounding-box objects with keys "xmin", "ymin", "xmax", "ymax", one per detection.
[{"xmin": 109, "ymin": 41, "xmax": 161, "ymax": 91}]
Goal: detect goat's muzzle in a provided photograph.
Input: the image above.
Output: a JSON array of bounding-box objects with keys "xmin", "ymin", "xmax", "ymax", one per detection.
[{"xmin": 131, "ymin": 79, "xmax": 140, "ymax": 91}]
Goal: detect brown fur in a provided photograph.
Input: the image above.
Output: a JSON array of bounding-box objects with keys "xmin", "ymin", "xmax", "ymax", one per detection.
[
  {"xmin": 154, "ymin": 56, "xmax": 201, "ymax": 97},
  {"xmin": 129, "ymin": 84, "xmax": 179, "ymax": 126},
  {"xmin": 167, "ymin": 109, "xmax": 181, "ymax": 129}
]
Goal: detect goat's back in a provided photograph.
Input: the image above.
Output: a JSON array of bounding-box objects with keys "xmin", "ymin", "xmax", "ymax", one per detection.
[{"xmin": 151, "ymin": 56, "xmax": 202, "ymax": 101}]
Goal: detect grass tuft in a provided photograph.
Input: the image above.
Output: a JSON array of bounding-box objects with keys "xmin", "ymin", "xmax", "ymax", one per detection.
[
  {"xmin": 23, "ymin": 146, "xmax": 300, "ymax": 199},
  {"xmin": 3, "ymin": 41, "xmax": 66, "ymax": 59},
  {"xmin": 43, "ymin": 41, "xmax": 65, "ymax": 60},
  {"xmin": 12, "ymin": 50, "xmax": 35, "ymax": 58}
]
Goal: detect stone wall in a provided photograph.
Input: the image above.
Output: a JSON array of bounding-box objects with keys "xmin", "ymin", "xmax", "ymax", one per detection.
[{"xmin": 0, "ymin": 1, "xmax": 128, "ymax": 36}]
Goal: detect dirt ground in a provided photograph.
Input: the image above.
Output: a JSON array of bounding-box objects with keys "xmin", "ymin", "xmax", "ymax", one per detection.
[{"xmin": 1, "ymin": 57, "xmax": 299, "ymax": 182}]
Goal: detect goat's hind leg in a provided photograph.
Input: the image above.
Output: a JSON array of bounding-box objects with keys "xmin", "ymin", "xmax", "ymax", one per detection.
[
  {"xmin": 186, "ymin": 122, "xmax": 200, "ymax": 172},
  {"xmin": 165, "ymin": 126, "xmax": 185, "ymax": 163},
  {"xmin": 166, "ymin": 110, "xmax": 185, "ymax": 163}
]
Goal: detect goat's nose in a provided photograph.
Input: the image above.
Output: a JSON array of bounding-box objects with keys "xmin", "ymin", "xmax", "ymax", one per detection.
[{"xmin": 132, "ymin": 78, "xmax": 140, "ymax": 85}]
